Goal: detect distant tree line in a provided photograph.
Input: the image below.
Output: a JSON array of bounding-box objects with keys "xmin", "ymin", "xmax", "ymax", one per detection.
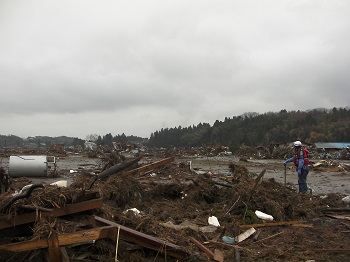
[
  {"xmin": 0, "ymin": 133, "xmax": 146, "ymax": 149},
  {"xmin": 2, "ymin": 107, "xmax": 349, "ymax": 149},
  {"xmin": 147, "ymin": 107, "xmax": 350, "ymax": 148},
  {"xmin": 94, "ymin": 133, "xmax": 147, "ymax": 148}
]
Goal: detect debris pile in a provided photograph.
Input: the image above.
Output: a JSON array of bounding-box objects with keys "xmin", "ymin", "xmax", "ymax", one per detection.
[{"xmin": 0, "ymin": 154, "xmax": 349, "ymax": 262}]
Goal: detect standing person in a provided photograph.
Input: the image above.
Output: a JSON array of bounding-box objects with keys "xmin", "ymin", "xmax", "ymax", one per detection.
[{"xmin": 284, "ymin": 141, "xmax": 310, "ymax": 193}]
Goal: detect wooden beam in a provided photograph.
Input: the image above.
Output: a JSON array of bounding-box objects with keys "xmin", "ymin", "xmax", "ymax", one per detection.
[
  {"xmin": 0, "ymin": 198, "xmax": 103, "ymax": 230},
  {"xmin": 97, "ymin": 156, "xmax": 142, "ymax": 180},
  {"xmin": 0, "ymin": 225, "xmax": 116, "ymax": 252},
  {"xmin": 0, "ymin": 216, "xmax": 189, "ymax": 260},
  {"xmin": 120, "ymin": 157, "xmax": 175, "ymax": 178},
  {"xmin": 47, "ymin": 231, "xmax": 64, "ymax": 262},
  {"xmin": 95, "ymin": 216, "xmax": 189, "ymax": 259},
  {"xmin": 189, "ymin": 236, "xmax": 214, "ymax": 259},
  {"xmin": 324, "ymin": 214, "xmax": 350, "ymax": 220},
  {"xmin": 250, "ymin": 168, "xmax": 266, "ymax": 198},
  {"xmin": 239, "ymin": 221, "xmax": 310, "ymax": 228}
]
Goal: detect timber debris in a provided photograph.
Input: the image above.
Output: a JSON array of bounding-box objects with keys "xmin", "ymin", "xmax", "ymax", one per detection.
[{"xmin": 0, "ymin": 149, "xmax": 349, "ymax": 262}]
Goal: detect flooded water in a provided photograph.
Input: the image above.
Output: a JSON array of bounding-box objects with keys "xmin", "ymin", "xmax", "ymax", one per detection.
[{"xmin": 1, "ymin": 154, "xmax": 350, "ymax": 196}]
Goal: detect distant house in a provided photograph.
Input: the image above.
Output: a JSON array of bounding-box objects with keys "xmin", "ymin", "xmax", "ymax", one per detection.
[
  {"xmin": 85, "ymin": 141, "xmax": 97, "ymax": 151},
  {"xmin": 314, "ymin": 142, "xmax": 350, "ymax": 150},
  {"xmin": 50, "ymin": 144, "xmax": 65, "ymax": 153}
]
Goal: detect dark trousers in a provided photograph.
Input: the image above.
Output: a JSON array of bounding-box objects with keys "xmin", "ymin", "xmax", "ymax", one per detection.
[{"xmin": 298, "ymin": 165, "xmax": 309, "ymax": 193}]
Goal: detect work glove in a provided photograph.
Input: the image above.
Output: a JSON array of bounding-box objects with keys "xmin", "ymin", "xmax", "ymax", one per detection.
[{"xmin": 283, "ymin": 161, "xmax": 287, "ymax": 166}]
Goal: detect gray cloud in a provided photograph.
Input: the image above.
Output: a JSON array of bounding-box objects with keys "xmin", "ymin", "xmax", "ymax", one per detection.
[{"xmin": 0, "ymin": 0, "xmax": 349, "ymax": 138}]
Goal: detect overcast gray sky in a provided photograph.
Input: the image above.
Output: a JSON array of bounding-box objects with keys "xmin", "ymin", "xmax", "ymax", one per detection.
[{"xmin": 1, "ymin": 0, "xmax": 349, "ymax": 139}]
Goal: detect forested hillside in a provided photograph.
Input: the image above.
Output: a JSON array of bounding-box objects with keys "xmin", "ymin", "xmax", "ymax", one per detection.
[
  {"xmin": 2, "ymin": 107, "xmax": 349, "ymax": 149},
  {"xmin": 148, "ymin": 107, "xmax": 350, "ymax": 148}
]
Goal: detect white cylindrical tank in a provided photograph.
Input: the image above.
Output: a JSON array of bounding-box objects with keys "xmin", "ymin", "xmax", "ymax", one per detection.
[{"xmin": 9, "ymin": 155, "xmax": 55, "ymax": 177}]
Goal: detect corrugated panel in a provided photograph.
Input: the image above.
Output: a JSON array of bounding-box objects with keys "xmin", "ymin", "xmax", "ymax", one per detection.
[{"xmin": 315, "ymin": 142, "xmax": 350, "ymax": 149}]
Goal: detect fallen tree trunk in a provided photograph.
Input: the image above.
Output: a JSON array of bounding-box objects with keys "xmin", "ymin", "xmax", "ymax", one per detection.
[
  {"xmin": 89, "ymin": 156, "xmax": 142, "ymax": 189},
  {"xmin": 120, "ymin": 157, "xmax": 174, "ymax": 178}
]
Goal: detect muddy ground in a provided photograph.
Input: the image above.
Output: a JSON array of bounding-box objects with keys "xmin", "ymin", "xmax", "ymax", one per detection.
[
  {"xmin": 176, "ymin": 156, "xmax": 350, "ymax": 196},
  {"xmin": 0, "ymin": 154, "xmax": 349, "ymax": 261}
]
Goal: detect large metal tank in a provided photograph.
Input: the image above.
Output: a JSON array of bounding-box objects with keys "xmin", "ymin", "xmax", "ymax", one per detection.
[{"xmin": 9, "ymin": 155, "xmax": 56, "ymax": 177}]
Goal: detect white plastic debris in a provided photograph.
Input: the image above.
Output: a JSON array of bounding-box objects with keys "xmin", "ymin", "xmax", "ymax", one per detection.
[
  {"xmin": 50, "ymin": 180, "xmax": 68, "ymax": 188},
  {"xmin": 342, "ymin": 196, "xmax": 350, "ymax": 207},
  {"xmin": 236, "ymin": 227, "xmax": 256, "ymax": 242},
  {"xmin": 255, "ymin": 210, "xmax": 274, "ymax": 221},
  {"xmin": 123, "ymin": 208, "xmax": 141, "ymax": 216},
  {"xmin": 208, "ymin": 216, "xmax": 220, "ymax": 227}
]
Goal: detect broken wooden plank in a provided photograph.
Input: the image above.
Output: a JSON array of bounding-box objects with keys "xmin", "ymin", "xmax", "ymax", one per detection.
[
  {"xmin": 208, "ymin": 240, "xmax": 244, "ymax": 250},
  {"xmin": 47, "ymin": 230, "xmax": 66, "ymax": 262},
  {"xmin": 119, "ymin": 157, "xmax": 175, "ymax": 178},
  {"xmin": 189, "ymin": 236, "xmax": 214, "ymax": 259},
  {"xmin": 88, "ymin": 156, "xmax": 142, "ymax": 189},
  {"xmin": 18, "ymin": 205, "xmax": 53, "ymax": 213},
  {"xmin": 239, "ymin": 221, "xmax": 310, "ymax": 228},
  {"xmin": 214, "ymin": 249, "xmax": 224, "ymax": 262},
  {"xmin": 324, "ymin": 214, "xmax": 350, "ymax": 220},
  {"xmin": 97, "ymin": 156, "xmax": 142, "ymax": 180},
  {"xmin": 250, "ymin": 168, "xmax": 266, "ymax": 198},
  {"xmin": 0, "ymin": 225, "xmax": 116, "ymax": 252},
  {"xmin": 0, "ymin": 198, "xmax": 103, "ymax": 230},
  {"xmin": 95, "ymin": 216, "xmax": 189, "ymax": 259}
]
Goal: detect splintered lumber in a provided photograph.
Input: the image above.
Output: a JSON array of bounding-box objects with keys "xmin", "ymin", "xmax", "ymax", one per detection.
[
  {"xmin": 250, "ymin": 168, "xmax": 266, "ymax": 197},
  {"xmin": 0, "ymin": 225, "xmax": 117, "ymax": 252},
  {"xmin": 97, "ymin": 156, "xmax": 142, "ymax": 180},
  {"xmin": 208, "ymin": 240, "xmax": 244, "ymax": 250},
  {"xmin": 120, "ymin": 157, "xmax": 175, "ymax": 178},
  {"xmin": 0, "ymin": 217, "xmax": 190, "ymax": 260},
  {"xmin": 324, "ymin": 214, "xmax": 350, "ymax": 220},
  {"xmin": 47, "ymin": 231, "xmax": 67, "ymax": 262},
  {"xmin": 18, "ymin": 205, "xmax": 53, "ymax": 213},
  {"xmin": 214, "ymin": 249, "xmax": 224, "ymax": 262},
  {"xmin": 0, "ymin": 197, "xmax": 103, "ymax": 230},
  {"xmin": 89, "ymin": 156, "xmax": 142, "ymax": 189},
  {"xmin": 189, "ymin": 236, "xmax": 214, "ymax": 259},
  {"xmin": 239, "ymin": 221, "xmax": 310, "ymax": 228},
  {"xmin": 95, "ymin": 216, "xmax": 189, "ymax": 259}
]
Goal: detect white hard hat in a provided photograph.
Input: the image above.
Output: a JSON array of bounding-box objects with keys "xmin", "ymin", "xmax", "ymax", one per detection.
[{"xmin": 294, "ymin": 141, "xmax": 302, "ymax": 147}]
